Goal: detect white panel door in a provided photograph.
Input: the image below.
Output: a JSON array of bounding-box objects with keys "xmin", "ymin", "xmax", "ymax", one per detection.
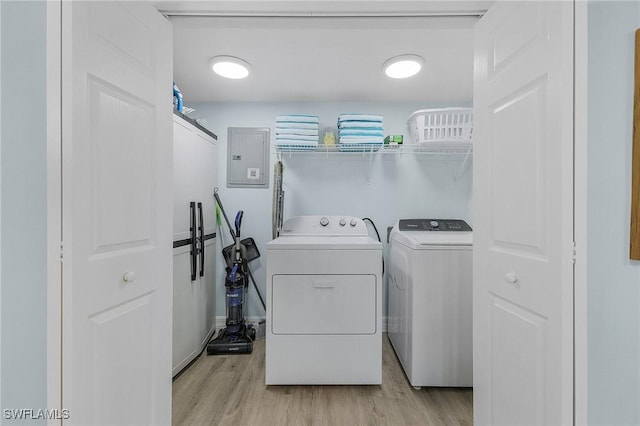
[
  {"xmin": 473, "ymin": 2, "xmax": 574, "ymax": 425},
  {"xmin": 62, "ymin": 2, "xmax": 172, "ymax": 425}
]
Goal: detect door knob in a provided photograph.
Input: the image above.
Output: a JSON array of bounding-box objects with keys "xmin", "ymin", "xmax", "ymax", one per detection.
[{"xmin": 505, "ymin": 272, "xmax": 518, "ymax": 285}]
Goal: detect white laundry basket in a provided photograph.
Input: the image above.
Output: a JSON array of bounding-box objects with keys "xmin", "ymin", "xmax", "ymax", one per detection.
[{"xmin": 407, "ymin": 107, "xmax": 473, "ymax": 145}]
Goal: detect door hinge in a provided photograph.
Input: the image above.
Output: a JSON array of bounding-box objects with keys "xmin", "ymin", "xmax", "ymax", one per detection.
[
  {"xmin": 571, "ymin": 241, "xmax": 576, "ymax": 263},
  {"xmin": 60, "ymin": 242, "xmax": 64, "ymax": 261}
]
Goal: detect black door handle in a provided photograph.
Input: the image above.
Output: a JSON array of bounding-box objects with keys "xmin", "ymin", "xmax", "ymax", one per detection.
[
  {"xmin": 198, "ymin": 202, "xmax": 204, "ymax": 277},
  {"xmin": 190, "ymin": 201, "xmax": 197, "ymax": 281}
]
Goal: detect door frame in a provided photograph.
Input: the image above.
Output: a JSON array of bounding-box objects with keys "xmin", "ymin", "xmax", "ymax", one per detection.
[
  {"xmin": 574, "ymin": 1, "xmax": 589, "ymax": 424},
  {"xmin": 46, "ymin": 0, "xmax": 62, "ymax": 422},
  {"xmin": 44, "ymin": 0, "xmax": 589, "ymax": 422}
]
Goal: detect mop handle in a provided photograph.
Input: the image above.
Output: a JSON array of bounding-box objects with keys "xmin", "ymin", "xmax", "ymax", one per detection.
[{"xmin": 213, "ymin": 188, "xmax": 236, "ymax": 240}]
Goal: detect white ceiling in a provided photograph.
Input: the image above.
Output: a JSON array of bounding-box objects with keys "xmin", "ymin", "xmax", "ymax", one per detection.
[{"xmin": 158, "ymin": 1, "xmax": 493, "ymax": 103}]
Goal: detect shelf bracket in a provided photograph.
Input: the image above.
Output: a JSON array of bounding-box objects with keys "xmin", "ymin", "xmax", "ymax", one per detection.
[
  {"xmin": 454, "ymin": 147, "xmax": 472, "ymax": 182},
  {"xmin": 366, "ymin": 149, "xmax": 376, "ymax": 183}
]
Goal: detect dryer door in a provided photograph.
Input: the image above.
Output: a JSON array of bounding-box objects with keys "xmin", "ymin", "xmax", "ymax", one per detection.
[{"xmin": 271, "ymin": 274, "xmax": 376, "ymax": 335}]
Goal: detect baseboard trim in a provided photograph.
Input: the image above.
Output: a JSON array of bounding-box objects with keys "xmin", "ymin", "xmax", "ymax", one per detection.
[{"xmin": 216, "ymin": 316, "xmax": 389, "ymax": 334}]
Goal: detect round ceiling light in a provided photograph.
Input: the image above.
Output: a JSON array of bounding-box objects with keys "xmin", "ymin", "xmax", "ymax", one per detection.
[
  {"xmin": 383, "ymin": 54, "xmax": 424, "ymax": 79},
  {"xmin": 209, "ymin": 56, "xmax": 251, "ymax": 79}
]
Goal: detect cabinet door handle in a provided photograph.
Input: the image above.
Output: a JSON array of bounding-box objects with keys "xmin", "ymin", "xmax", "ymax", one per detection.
[
  {"xmin": 312, "ymin": 280, "xmax": 336, "ymax": 288},
  {"xmin": 198, "ymin": 202, "xmax": 204, "ymax": 278},
  {"xmin": 122, "ymin": 271, "xmax": 136, "ymax": 283},
  {"xmin": 505, "ymin": 272, "xmax": 519, "ymax": 285},
  {"xmin": 190, "ymin": 201, "xmax": 197, "ymax": 281}
]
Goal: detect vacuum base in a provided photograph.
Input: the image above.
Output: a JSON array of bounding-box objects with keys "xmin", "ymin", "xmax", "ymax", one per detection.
[{"xmin": 207, "ymin": 328, "xmax": 254, "ymax": 355}]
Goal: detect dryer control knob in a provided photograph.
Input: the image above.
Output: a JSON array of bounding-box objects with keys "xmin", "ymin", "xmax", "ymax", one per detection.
[
  {"xmin": 350, "ymin": 219, "xmax": 358, "ymax": 227},
  {"xmin": 320, "ymin": 217, "xmax": 329, "ymax": 227},
  {"xmin": 430, "ymin": 220, "xmax": 440, "ymax": 228},
  {"xmin": 339, "ymin": 218, "xmax": 346, "ymax": 226}
]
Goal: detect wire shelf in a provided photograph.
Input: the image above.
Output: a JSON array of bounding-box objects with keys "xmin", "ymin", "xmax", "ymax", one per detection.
[{"xmin": 274, "ymin": 142, "xmax": 472, "ymax": 156}]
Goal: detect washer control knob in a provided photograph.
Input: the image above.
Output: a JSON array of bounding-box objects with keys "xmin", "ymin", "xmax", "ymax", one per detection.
[
  {"xmin": 350, "ymin": 219, "xmax": 358, "ymax": 227},
  {"xmin": 320, "ymin": 217, "xmax": 329, "ymax": 227},
  {"xmin": 430, "ymin": 220, "xmax": 440, "ymax": 228},
  {"xmin": 339, "ymin": 218, "xmax": 346, "ymax": 227}
]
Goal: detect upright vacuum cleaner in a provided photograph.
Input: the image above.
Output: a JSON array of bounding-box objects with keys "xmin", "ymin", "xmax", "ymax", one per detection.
[{"xmin": 207, "ymin": 190, "xmax": 261, "ymax": 355}]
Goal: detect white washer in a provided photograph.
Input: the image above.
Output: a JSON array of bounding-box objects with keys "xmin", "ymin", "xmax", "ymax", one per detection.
[
  {"xmin": 388, "ymin": 219, "xmax": 473, "ymax": 388},
  {"xmin": 266, "ymin": 215, "xmax": 382, "ymax": 385}
]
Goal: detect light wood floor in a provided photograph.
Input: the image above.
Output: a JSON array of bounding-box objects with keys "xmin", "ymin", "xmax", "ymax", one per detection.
[{"xmin": 172, "ymin": 334, "xmax": 473, "ymax": 426}]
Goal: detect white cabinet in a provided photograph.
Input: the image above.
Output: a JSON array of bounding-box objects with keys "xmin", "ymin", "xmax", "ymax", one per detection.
[{"xmin": 172, "ymin": 113, "xmax": 218, "ymax": 376}]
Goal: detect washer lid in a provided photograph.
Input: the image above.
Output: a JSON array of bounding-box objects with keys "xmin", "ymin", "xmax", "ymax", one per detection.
[
  {"xmin": 398, "ymin": 218, "xmax": 472, "ymax": 232},
  {"xmin": 267, "ymin": 235, "xmax": 382, "ymax": 250},
  {"xmin": 391, "ymin": 220, "xmax": 472, "ymax": 248}
]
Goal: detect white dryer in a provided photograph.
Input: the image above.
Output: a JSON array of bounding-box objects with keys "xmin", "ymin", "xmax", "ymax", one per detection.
[
  {"xmin": 388, "ymin": 219, "xmax": 472, "ymax": 388},
  {"xmin": 266, "ymin": 216, "xmax": 382, "ymax": 385}
]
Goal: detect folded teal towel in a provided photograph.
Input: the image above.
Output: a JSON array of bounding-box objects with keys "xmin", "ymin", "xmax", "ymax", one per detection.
[
  {"xmin": 339, "ymin": 128, "xmax": 384, "ymax": 136},
  {"xmin": 276, "ymin": 140, "xmax": 318, "ymax": 146},
  {"xmin": 276, "ymin": 134, "xmax": 318, "ymax": 141},
  {"xmin": 275, "ymin": 128, "xmax": 319, "ymax": 136},
  {"xmin": 338, "ymin": 114, "xmax": 383, "ymax": 122},
  {"xmin": 276, "ymin": 115, "xmax": 319, "ymax": 123},
  {"xmin": 339, "ymin": 136, "xmax": 384, "ymax": 144},
  {"xmin": 276, "ymin": 122, "xmax": 319, "ymax": 130},
  {"xmin": 276, "ymin": 140, "xmax": 319, "ymax": 151},
  {"xmin": 338, "ymin": 121, "xmax": 383, "ymax": 129}
]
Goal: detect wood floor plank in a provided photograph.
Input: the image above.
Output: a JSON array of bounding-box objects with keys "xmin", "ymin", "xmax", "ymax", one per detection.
[{"xmin": 172, "ymin": 334, "xmax": 473, "ymax": 425}]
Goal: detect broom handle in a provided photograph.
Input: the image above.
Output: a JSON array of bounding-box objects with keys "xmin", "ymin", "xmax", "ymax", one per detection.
[{"xmin": 213, "ymin": 188, "xmax": 236, "ymax": 240}]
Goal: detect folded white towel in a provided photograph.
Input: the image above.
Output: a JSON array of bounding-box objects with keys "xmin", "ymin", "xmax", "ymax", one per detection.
[
  {"xmin": 339, "ymin": 136, "xmax": 384, "ymax": 144},
  {"xmin": 338, "ymin": 114, "xmax": 384, "ymax": 122},
  {"xmin": 276, "ymin": 134, "xmax": 318, "ymax": 141},
  {"xmin": 276, "ymin": 122, "xmax": 319, "ymax": 130},
  {"xmin": 275, "ymin": 128, "xmax": 319, "ymax": 136},
  {"xmin": 338, "ymin": 121, "xmax": 383, "ymax": 129},
  {"xmin": 339, "ymin": 135, "xmax": 382, "ymax": 141},
  {"xmin": 276, "ymin": 139, "xmax": 318, "ymax": 146},
  {"xmin": 276, "ymin": 115, "xmax": 319, "ymax": 124}
]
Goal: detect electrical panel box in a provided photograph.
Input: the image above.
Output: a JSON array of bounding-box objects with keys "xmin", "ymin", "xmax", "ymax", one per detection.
[{"xmin": 226, "ymin": 127, "xmax": 270, "ymax": 188}]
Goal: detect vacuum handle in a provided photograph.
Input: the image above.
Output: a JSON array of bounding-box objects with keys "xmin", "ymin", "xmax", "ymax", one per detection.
[
  {"xmin": 230, "ymin": 263, "xmax": 238, "ymax": 282},
  {"xmin": 235, "ymin": 211, "xmax": 243, "ymax": 239}
]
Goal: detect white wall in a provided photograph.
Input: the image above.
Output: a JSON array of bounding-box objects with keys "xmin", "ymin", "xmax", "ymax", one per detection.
[
  {"xmin": 588, "ymin": 2, "xmax": 640, "ymax": 424},
  {"xmin": 0, "ymin": 1, "xmax": 48, "ymax": 423},
  {"xmin": 190, "ymin": 101, "xmax": 473, "ymax": 321}
]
